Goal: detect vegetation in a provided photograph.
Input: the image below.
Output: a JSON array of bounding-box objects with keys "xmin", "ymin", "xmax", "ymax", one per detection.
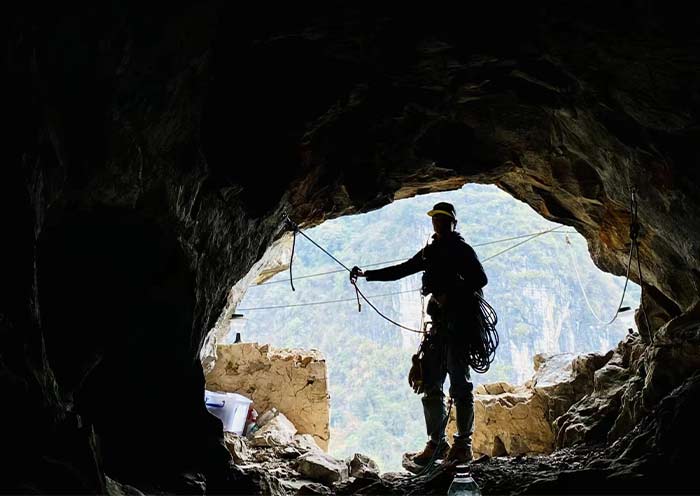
[{"xmin": 234, "ymin": 184, "xmax": 640, "ymax": 472}]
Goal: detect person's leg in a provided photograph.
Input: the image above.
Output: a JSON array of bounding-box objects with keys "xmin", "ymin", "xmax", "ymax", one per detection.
[
  {"xmin": 412, "ymin": 327, "xmax": 449, "ymax": 465},
  {"xmin": 446, "ymin": 342, "xmax": 474, "ymax": 457},
  {"xmin": 421, "ymin": 333, "xmax": 448, "ymax": 445}
]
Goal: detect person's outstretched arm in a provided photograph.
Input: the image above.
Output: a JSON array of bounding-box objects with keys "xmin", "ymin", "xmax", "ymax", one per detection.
[{"xmin": 360, "ymin": 250, "xmax": 425, "ymax": 282}]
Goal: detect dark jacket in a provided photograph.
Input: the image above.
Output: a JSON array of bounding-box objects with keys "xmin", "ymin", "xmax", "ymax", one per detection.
[{"xmin": 364, "ymin": 231, "xmax": 487, "ymax": 295}]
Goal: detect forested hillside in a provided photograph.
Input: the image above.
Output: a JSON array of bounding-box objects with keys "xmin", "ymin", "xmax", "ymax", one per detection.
[{"xmin": 233, "ymin": 184, "xmax": 640, "ymax": 472}]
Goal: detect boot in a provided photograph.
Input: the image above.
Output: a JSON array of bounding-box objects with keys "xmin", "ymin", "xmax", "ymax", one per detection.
[
  {"xmin": 412, "ymin": 440, "xmax": 450, "ymax": 466},
  {"xmin": 444, "ymin": 442, "xmax": 473, "ymax": 464}
]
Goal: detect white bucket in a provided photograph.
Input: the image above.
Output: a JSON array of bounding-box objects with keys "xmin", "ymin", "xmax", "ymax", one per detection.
[{"xmin": 204, "ymin": 390, "xmax": 253, "ymax": 435}]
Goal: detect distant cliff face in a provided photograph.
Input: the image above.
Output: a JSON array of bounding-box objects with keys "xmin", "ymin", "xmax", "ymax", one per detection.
[{"xmin": 4, "ymin": 3, "xmax": 700, "ymax": 493}]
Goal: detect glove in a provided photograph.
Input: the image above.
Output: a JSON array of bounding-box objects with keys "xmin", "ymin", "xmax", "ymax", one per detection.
[
  {"xmin": 408, "ymin": 353, "xmax": 424, "ymax": 394},
  {"xmin": 350, "ymin": 266, "xmax": 363, "ymax": 284}
]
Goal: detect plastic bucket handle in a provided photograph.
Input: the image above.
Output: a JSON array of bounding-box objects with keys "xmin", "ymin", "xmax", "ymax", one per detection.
[{"xmin": 205, "ymin": 401, "xmax": 225, "ymax": 408}]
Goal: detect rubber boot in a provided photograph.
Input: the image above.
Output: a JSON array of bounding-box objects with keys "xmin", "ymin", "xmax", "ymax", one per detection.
[
  {"xmin": 421, "ymin": 394, "xmax": 446, "ymax": 445},
  {"xmin": 454, "ymin": 395, "xmax": 474, "ymax": 440},
  {"xmin": 412, "ymin": 439, "xmax": 450, "ymax": 466},
  {"xmin": 447, "ymin": 395, "xmax": 474, "ymax": 464}
]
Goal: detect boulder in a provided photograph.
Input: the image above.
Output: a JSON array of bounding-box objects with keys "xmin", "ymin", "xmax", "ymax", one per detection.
[
  {"xmin": 105, "ymin": 477, "xmax": 146, "ymax": 496},
  {"xmin": 250, "ymin": 413, "xmax": 298, "ymax": 447},
  {"xmin": 206, "ymin": 343, "xmax": 331, "ymax": 450},
  {"xmin": 295, "ymin": 452, "xmax": 349, "ymax": 485},
  {"xmin": 448, "ymin": 350, "xmax": 613, "ymax": 456},
  {"xmin": 224, "ymin": 432, "xmax": 251, "ymax": 463},
  {"xmin": 557, "ymin": 314, "xmax": 700, "ymax": 449},
  {"xmin": 347, "ymin": 453, "xmax": 380, "ymax": 479},
  {"xmin": 297, "ymin": 482, "xmax": 332, "ymax": 495},
  {"xmin": 294, "ymin": 434, "xmax": 323, "ymax": 454}
]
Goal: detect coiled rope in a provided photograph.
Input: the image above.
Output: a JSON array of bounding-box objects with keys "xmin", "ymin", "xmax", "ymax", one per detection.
[{"xmin": 466, "ymin": 292, "xmax": 500, "ymax": 374}]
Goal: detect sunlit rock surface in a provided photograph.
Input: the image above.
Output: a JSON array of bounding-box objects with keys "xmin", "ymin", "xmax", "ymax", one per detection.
[
  {"xmin": 206, "ymin": 343, "xmax": 330, "ymax": 450},
  {"xmin": 448, "ymin": 350, "xmax": 612, "ymax": 456}
]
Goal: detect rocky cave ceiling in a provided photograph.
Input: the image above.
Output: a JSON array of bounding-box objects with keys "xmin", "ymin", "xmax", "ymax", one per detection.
[{"xmin": 4, "ymin": 2, "xmax": 700, "ymax": 494}]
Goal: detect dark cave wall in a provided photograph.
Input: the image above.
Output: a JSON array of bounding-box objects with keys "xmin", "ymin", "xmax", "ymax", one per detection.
[{"xmin": 4, "ymin": 2, "xmax": 700, "ymax": 493}]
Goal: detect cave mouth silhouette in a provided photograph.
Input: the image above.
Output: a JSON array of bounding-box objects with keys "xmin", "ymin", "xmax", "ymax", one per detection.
[
  {"xmin": 5, "ymin": 3, "xmax": 698, "ymax": 493},
  {"xmin": 214, "ymin": 183, "xmax": 641, "ymax": 472}
]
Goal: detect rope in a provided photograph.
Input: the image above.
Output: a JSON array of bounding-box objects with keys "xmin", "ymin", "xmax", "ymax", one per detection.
[
  {"xmin": 351, "ymin": 282, "xmax": 424, "ymax": 334},
  {"xmin": 252, "ymin": 228, "xmax": 575, "ymax": 287},
  {"xmin": 239, "ymin": 225, "xmax": 570, "ymax": 312},
  {"xmin": 635, "ymin": 242, "xmax": 654, "ymax": 343},
  {"xmin": 237, "ymin": 288, "xmax": 419, "ymax": 311},
  {"xmin": 289, "ymin": 229, "xmax": 296, "ymax": 292},
  {"xmin": 565, "ymin": 234, "xmax": 634, "ymax": 326},
  {"xmin": 285, "ymin": 215, "xmax": 423, "ymax": 333},
  {"xmin": 480, "ymin": 225, "xmax": 563, "ymax": 263},
  {"xmin": 467, "ymin": 292, "xmax": 500, "ymax": 373},
  {"xmin": 629, "ymin": 188, "xmax": 654, "ymax": 343},
  {"xmin": 285, "ymin": 217, "xmax": 352, "ymax": 272},
  {"xmin": 563, "ymin": 188, "xmax": 646, "ymax": 330}
]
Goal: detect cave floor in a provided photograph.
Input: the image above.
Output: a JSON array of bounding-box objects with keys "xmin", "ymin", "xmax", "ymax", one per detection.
[{"xmin": 300, "ymin": 445, "xmax": 607, "ymax": 495}]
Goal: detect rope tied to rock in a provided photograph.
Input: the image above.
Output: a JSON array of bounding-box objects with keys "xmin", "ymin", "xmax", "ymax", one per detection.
[{"xmin": 283, "ymin": 214, "xmax": 425, "ymax": 335}]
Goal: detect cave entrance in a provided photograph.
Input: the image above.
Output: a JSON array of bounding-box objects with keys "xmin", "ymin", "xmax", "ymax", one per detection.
[{"xmin": 209, "ymin": 183, "xmax": 640, "ymax": 472}]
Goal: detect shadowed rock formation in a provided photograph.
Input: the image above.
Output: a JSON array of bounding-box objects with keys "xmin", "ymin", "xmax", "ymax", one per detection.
[{"xmin": 4, "ymin": 2, "xmax": 699, "ymax": 493}]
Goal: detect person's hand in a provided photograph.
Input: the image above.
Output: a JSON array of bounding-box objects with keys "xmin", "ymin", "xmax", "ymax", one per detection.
[{"xmin": 350, "ymin": 266, "xmax": 364, "ymax": 284}]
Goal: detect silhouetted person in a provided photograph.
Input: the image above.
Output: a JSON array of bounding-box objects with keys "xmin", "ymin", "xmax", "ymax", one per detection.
[{"xmin": 355, "ymin": 202, "xmax": 487, "ymax": 465}]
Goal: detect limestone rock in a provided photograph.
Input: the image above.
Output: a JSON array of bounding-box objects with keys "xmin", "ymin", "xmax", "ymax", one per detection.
[
  {"xmin": 471, "ymin": 384, "xmax": 553, "ymax": 456},
  {"xmin": 293, "ymin": 434, "xmax": 323, "ymax": 454},
  {"xmin": 297, "ymin": 482, "xmax": 332, "ymax": 495},
  {"xmin": 449, "ymin": 351, "xmax": 612, "ymax": 456},
  {"xmin": 250, "ymin": 412, "xmax": 297, "ymax": 448},
  {"xmin": 206, "ymin": 343, "xmax": 330, "ymax": 450},
  {"xmin": 295, "ymin": 452, "xmax": 349, "ymax": 485},
  {"xmin": 224, "ymin": 432, "xmax": 251, "ymax": 463},
  {"xmin": 277, "ymin": 446, "xmax": 302, "ymax": 460},
  {"xmin": 347, "ymin": 453, "xmax": 380, "ymax": 479},
  {"xmin": 105, "ymin": 477, "xmax": 146, "ymax": 496},
  {"xmin": 554, "ymin": 334, "xmax": 648, "ymax": 447}
]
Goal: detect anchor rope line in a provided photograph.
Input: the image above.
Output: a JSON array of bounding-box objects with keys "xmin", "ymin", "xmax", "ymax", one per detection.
[
  {"xmin": 628, "ymin": 188, "xmax": 654, "ymax": 343},
  {"xmin": 563, "ymin": 187, "xmax": 649, "ymax": 334},
  {"xmin": 240, "ymin": 218, "xmax": 563, "ymax": 326},
  {"xmin": 479, "ymin": 225, "xmax": 563, "ymax": 263},
  {"xmin": 253, "ymin": 228, "xmax": 575, "ymax": 287},
  {"xmin": 565, "ymin": 233, "xmax": 634, "ymax": 326},
  {"xmin": 288, "ymin": 228, "xmax": 297, "ymax": 292},
  {"xmin": 351, "ymin": 281, "xmax": 425, "ymax": 334},
  {"xmin": 237, "ymin": 288, "xmax": 420, "ymax": 311},
  {"xmin": 285, "ymin": 215, "xmax": 424, "ymax": 333}
]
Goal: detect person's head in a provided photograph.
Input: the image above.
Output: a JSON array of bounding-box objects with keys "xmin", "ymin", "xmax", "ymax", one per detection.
[{"xmin": 427, "ymin": 202, "xmax": 457, "ymax": 237}]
